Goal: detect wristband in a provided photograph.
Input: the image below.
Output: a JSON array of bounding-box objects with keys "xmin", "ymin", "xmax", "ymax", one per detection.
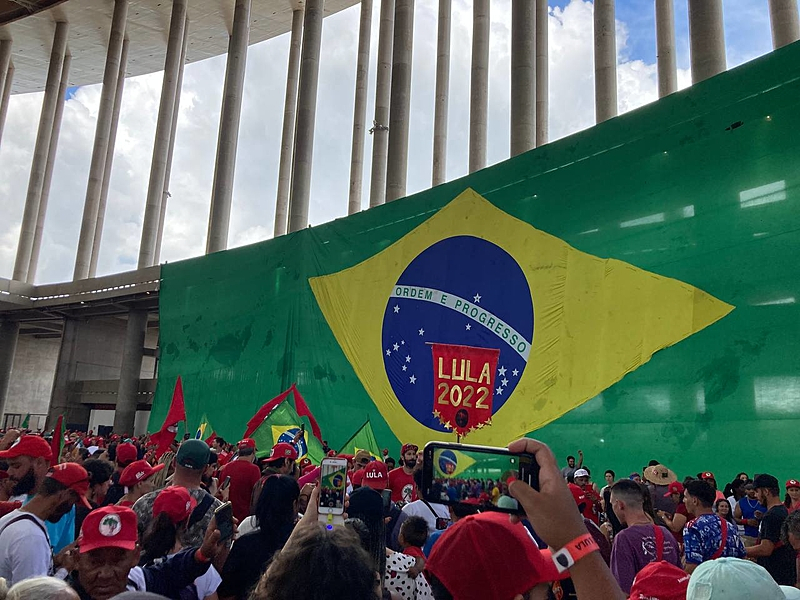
[
  {"xmin": 551, "ymin": 533, "xmax": 600, "ymax": 573},
  {"xmin": 195, "ymin": 548, "xmax": 212, "ymax": 564}
]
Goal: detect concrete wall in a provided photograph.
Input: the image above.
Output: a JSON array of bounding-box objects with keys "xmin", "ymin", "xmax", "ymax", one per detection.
[
  {"xmin": 89, "ymin": 408, "xmax": 150, "ymax": 437},
  {"xmin": 5, "ymin": 335, "xmax": 60, "ymax": 419}
]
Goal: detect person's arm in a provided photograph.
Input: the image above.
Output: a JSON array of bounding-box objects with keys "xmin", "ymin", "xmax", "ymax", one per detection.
[
  {"xmin": 746, "ymin": 538, "xmax": 775, "ymax": 558},
  {"xmin": 577, "ymin": 450, "xmax": 584, "ymax": 468},
  {"xmin": 682, "ymin": 524, "xmax": 704, "ymax": 572},
  {"xmin": 508, "ymin": 439, "xmax": 625, "ymax": 600},
  {"xmin": 747, "ymin": 510, "xmax": 781, "ymax": 558}
]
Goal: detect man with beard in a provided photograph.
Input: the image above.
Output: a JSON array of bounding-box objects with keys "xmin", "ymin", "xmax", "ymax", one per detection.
[
  {"xmin": 0, "ymin": 462, "xmax": 91, "ymax": 585},
  {"xmin": 388, "ymin": 444, "xmax": 418, "ymax": 504},
  {"xmin": 1, "ymin": 435, "xmax": 77, "ymax": 553}
]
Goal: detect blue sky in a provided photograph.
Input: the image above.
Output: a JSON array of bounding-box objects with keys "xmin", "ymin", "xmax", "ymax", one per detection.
[{"xmin": 0, "ymin": 0, "xmax": 790, "ymax": 284}]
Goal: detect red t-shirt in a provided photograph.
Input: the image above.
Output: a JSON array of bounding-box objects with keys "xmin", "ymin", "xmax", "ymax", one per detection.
[
  {"xmin": 388, "ymin": 467, "xmax": 416, "ymax": 503},
  {"xmin": 220, "ymin": 459, "xmax": 263, "ymax": 522},
  {"xmin": 580, "ymin": 485, "xmax": 602, "ymax": 525},
  {"xmin": 404, "ymin": 546, "xmax": 425, "ymax": 559},
  {"xmin": 672, "ymin": 502, "xmax": 689, "ymax": 544}
]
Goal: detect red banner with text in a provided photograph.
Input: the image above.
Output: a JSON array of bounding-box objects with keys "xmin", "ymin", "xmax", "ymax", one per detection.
[{"xmin": 430, "ymin": 343, "xmax": 500, "ymax": 436}]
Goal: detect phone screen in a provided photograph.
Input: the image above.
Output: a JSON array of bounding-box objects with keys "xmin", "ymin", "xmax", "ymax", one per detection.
[
  {"xmin": 318, "ymin": 459, "xmax": 347, "ymax": 514},
  {"xmin": 214, "ymin": 502, "xmax": 234, "ymax": 539},
  {"xmin": 422, "ymin": 442, "xmax": 539, "ymax": 514}
]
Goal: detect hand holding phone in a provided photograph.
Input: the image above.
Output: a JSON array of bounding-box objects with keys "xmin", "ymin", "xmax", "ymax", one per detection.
[
  {"xmin": 220, "ymin": 476, "xmax": 231, "ymax": 490},
  {"xmin": 318, "ymin": 457, "xmax": 348, "ymax": 528},
  {"xmin": 214, "ymin": 501, "xmax": 235, "ymax": 540}
]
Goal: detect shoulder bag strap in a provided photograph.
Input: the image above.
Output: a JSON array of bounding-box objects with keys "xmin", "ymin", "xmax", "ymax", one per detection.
[
  {"xmin": 421, "ymin": 500, "xmax": 441, "ymax": 521},
  {"xmin": 712, "ymin": 516, "xmax": 728, "ymax": 559},
  {"xmin": 0, "ymin": 514, "xmax": 50, "ymax": 546},
  {"xmin": 652, "ymin": 525, "xmax": 664, "ymax": 561}
]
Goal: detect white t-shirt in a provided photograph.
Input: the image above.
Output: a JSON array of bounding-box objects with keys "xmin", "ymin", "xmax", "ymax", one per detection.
[
  {"xmin": 401, "ymin": 500, "xmax": 450, "ymax": 535},
  {"xmin": 0, "ymin": 509, "xmax": 52, "ymax": 586}
]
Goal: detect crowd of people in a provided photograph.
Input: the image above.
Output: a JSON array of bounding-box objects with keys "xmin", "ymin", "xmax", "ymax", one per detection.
[{"xmin": 0, "ymin": 426, "xmax": 795, "ymax": 600}]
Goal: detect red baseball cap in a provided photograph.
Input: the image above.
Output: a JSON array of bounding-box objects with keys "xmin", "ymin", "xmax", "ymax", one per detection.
[
  {"xmin": 663, "ymin": 481, "xmax": 685, "ymax": 497},
  {"xmin": 427, "ymin": 512, "xmax": 568, "ymax": 600},
  {"xmin": 153, "ymin": 486, "xmax": 197, "ymax": 524},
  {"xmin": 628, "ymin": 560, "xmax": 690, "ymax": 600},
  {"xmin": 116, "ymin": 443, "xmax": 138, "ymax": 466},
  {"xmin": 401, "ymin": 443, "xmax": 418, "ymax": 455},
  {"xmin": 700, "ymin": 472, "xmax": 715, "ymax": 480},
  {"xmin": 47, "ymin": 462, "xmax": 92, "ymax": 509},
  {"xmin": 362, "ymin": 461, "xmax": 389, "ymax": 490},
  {"xmin": 237, "ymin": 438, "xmax": 256, "ymax": 451},
  {"xmin": 79, "ymin": 506, "xmax": 138, "ymax": 553},
  {"xmin": 0, "ymin": 435, "xmax": 53, "ymax": 461},
  {"xmin": 119, "ymin": 460, "xmax": 165, "ymax": 488},
  {"xmin": 786, "ymin": 479, "xmax": 800, "ymax": 489},
  {"xmin": 263, "ymin": 442, "xmax": 298, "ymax": 463}
]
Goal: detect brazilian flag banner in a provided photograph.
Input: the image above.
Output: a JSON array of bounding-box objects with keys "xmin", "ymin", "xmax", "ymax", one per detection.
[
  {"xmin": 310, "ymin": 190, "xmax": 731, "ymax": 446},
  {"xmin": 153, "ymin": 44, "xmax": 800, "ymax": 480},
  {"xmin": 250, "ymin": 400, "xmax": 325, "ymax": 464}
]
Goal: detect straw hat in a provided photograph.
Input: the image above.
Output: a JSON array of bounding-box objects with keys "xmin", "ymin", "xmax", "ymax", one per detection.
[{"xmin": 643, "ymin": 464, "xmax": 677, "ymax": 486}]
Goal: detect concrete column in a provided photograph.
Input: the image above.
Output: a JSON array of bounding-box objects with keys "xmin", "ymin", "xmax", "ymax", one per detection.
[
  {"xmin": 138, "ymin": 0, "xmax": 187, "ymax": 268},
  {"xmin": 0, "ymin": 62, "xmax": 12, "ymax": 146},
  {"xmin": 114, "ymin": 310, "xmax": 147, "ymax": 435},
  {"xmin": 655, "ymin": 0, "xmax": 677, "ymax": 97},
  {"xmin": 0, "ymin": 320, "xmax": 20, "ymax": 421},
  {"xmin": 13, "ymin": 21, "xmax": 68, "ymax": 284},
  {"xmin": 768, "ymin": 0, "xmax": 800, "ymax": 49},
  {"xmin": 287, "ymin": 0, "xmax": 325, "ymax": 233},
  {"xmin": 206, "ymin": 0, "xmax": 250, "ymax": 254},
  {"xmin": 535, "ymin": 0, "xmax": 549, "ymax": 146},
  {"xmin": 0, "ymin": 40, "xmax": 11, "ymax": 143},
  {"xmin": 510, "ymin": 0, "xmax": 535, "ymax": 157},
  {"xmin": 73, "ymin": 0, "xmax": 127, "ymax": 281},
  {"xmin": 368, "ymin": 0, "xmax": 394, "ymax": 207},
  {"xmin": 90, "ymin": 38, "xmax": 130, "ymax": 277},
  {"xmin": 28, "ymin": 53, "xmax": 72, "ymax": 281},
  {"xmin": 46, "ymin": 319, "xmax": 86, "ymax": 428},
  {"xmin": 688, "ymin": 0, "xmax": 726, "ymax": 84},
  {"xmin": 155, "ymin": 19, "xmax": 188, "ymax": 264},
  {"xmin": 385, "ymin": 0, "xmax": 414, "ymax": 202},
  {"xmin": 594, "ymin": 0, "xmax": 617, "ymax": 123},
  {"xmin": 347, "ymin": 0, "xmax": 374, "ymax": 215},
  {"xmin": 273, "ymin": 9, "xmax": 304, "ymax": 236},
  {"xmin": 432, "ymin": 0, "xmax": 450, "ymax": 186},
  {"xmin": 468, "ymin": 0, "xmax": 489, "ymax": 172}
]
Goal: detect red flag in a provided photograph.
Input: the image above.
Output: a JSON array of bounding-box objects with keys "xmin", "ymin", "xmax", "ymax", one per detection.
[
  {"xmin": 204, "ymin": 431, "xmax": 217, "ymax": 446},
  {"xmin": 430, "ymin": 343, "xmax": 500, "ymax": 437},
  {"xmin": 291, "ymin": 386, "xmax": 323, "ymax": 442},
  {"xmin": 150, "ymin": 376, "xmax": 187, "ymax": 458},
  {"xmin": 50, "ymin": 415, "xmax": 63, "ymax": 466},
  {"xmin": 243, "ymin": 386, "xmax": 294, "ymax": 438}
]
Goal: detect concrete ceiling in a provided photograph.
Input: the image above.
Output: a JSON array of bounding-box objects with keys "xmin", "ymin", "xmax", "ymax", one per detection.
[{"xmin": 0, "ymin": 0, "xmax": 360, "ymax": 94}]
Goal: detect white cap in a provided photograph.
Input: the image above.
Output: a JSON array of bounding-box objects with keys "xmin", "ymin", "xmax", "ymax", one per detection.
[
  {"xmin": 573, "ymin": 468, "xmax": 589, "ymax": 478},
  {"xmin": 781, "ymin": 586, "xmax": 800, "ymax": 600},
  {"xmin": 687, "ymin": 558, "xmax": 785, "ymax": 600}
]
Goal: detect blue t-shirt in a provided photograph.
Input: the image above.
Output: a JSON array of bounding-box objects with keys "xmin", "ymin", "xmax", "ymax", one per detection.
[
  {"xmin": 423, "ymin": 527, "xmax": 446, "ymax": 556},
  {"xmin": 683, "ymin": 514, "xmax": 746, "ymax": 565},
  {"xmin": 738, "ymin": 497, "xmax": 766, "ymax": 537}
]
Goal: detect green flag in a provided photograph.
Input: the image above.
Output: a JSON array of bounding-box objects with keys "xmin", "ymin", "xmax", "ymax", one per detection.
[
  {"xmin": 250, "ymin": 400, "xmax": 325, "ymax": 464},
  {"xmin": 338, "ymin": 420, "xmax": 382, "ymax": 461},
  {"xmin": 20, "ymin": 414, "xmax": 30, "ymax": 429}
]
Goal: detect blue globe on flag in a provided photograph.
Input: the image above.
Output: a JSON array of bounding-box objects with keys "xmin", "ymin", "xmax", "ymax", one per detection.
[
  {"xmin": 277, "ymin": 427, "xmax": 308, "ymax": 459},
  {"xmin": 381, "ymin": 236, "xmax": 534, "ymax": 432},
  {"xmin": 438, "ymin": 449, "xmax": 458, "ymax": 475}
]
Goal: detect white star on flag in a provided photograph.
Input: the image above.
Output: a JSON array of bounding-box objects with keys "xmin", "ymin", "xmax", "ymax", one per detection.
[
  {"xmin": 401, "ymin": 340, "xmax": 405, "ymax": 345},
  {"xmin": 498, "ymin": 366, "xmax": 506, "ymax": 376},
  {"xmin": 394, "ymin": 305, "xmax": 400, "ymax": 313},
  {"xmin": 405, "ymin": 355, "xmax": 411, "ymax": 363},
  {"xmin": 386, "ymin": 349, "xmax": 391, "ymax": 356},
  {"xmin": 466, "ymin": 323, "xmax": 471, "ymax": 331},
  {"xmin": 501, "ymin": 378, "xmax": 508, "ymax": 386},
  {"xmin": 393, "ymin": 343, "xmax": 399, "ymax": 351},
  {"xmin": 402, "ymin": 365, "xmax": 407, "ymax": 371},
  {"xmin": 512, "ymin": 369, "xmax": 519, "ymax": 376},
  {"xmin": 410, "ymin": 375, "xmax": 416, "ymax": 384},
  {"xmin": 418, "ymin": 328, "xmax": 425, "ymax": 336},
  {"xmin": 474, "ymin": 293, "xmax": 482, "ymax": 303},
  {"xmin": 496, "ymin": 387, "xmax": 503, "ymax": 395}
]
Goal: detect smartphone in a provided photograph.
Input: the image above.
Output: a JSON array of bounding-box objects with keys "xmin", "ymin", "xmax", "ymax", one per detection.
[
  {"xmin": 214, "ymin": 501, "xmax": 234, "ymax": 540},
  {"xmin": 381, "ymin": 489, "xmax": 392, "ymax": 515},
  {"xmin": 220, "ymin": 476, "xmax": 231, "ymax": 491},
  {"xmin": 421, "ymin": 441, "xmax": 540, "ymax": 515},
  {"xmin": 318, "ymin": 457, "xmax": 348, "ymax": 528}
]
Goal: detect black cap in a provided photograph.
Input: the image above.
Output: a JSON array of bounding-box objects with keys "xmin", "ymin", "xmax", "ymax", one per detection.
[{"xmin": 752, "ymin": 473, "xmax": 779, "ymax": 490}]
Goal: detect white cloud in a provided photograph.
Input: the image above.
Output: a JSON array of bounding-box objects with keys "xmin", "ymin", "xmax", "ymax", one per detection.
[{"xmin": 0, "ymin": 0, "xmax": 772, "ymax": 284}]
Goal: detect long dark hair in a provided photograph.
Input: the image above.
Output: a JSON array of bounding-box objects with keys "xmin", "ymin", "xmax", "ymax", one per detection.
[
  {"xmin": 140, "ymin": 512, "xmax": 185, "ymax": 566},
  {"xmin": 255, "ymin": 475, "xmax": 300, "ymax": 540},
  {"xmin": 714, "ymin": 498, "xmax": 736, "ymax": 524},
  {"xmin": 345, "ymin": 487, "xmax": 387, "ymax": 578}
]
